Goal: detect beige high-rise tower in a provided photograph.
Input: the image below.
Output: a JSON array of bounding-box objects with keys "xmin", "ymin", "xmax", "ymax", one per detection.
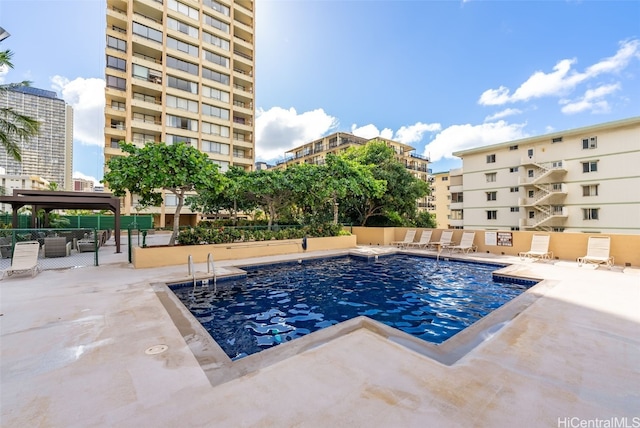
[{"xmin": 104, "ymin": 0, "xmax": 255, "ymax": 226}]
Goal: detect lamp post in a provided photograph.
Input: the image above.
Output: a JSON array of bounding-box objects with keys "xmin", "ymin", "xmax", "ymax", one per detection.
[{"xmin": 0, "ymin": 27, "xmax": 10, "ymax": 42}]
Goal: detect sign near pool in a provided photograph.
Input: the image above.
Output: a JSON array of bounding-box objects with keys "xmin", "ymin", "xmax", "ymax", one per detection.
[
  {"xmin": 497, "ymin": 232, "xmax": 513, "ymax": 246},
  {"xmin": 485, "ymin": 232, "xmax": 497, "ymax": 246}
]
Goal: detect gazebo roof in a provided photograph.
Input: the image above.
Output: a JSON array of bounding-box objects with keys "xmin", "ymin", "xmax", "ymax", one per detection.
[{"xmin": 0, "ymin": 190, "xmax": 121, "ymax": 253}]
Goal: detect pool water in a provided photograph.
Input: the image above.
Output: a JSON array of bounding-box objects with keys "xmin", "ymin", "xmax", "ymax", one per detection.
[{"xmin": 170, "ymin": 255, "xmax": 531, "ymax": 360}]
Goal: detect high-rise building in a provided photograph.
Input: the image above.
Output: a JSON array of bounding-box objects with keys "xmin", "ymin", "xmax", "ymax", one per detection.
[
  {"xmin": 452, "ymin": 117, "xmax": 640, "ymax": 234},
  {"xmin": 104, "ymin": 0, "xmax": 255, "ymax": 226},
  {"xmin": 0, "ymin": 86, "xmax": 73, "ymax": 190}
]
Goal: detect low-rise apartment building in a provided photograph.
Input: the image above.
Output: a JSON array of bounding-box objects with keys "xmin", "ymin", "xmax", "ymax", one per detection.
[
  {"xmin": 452, "ymin": 117, "xmax": 640, "ymax": 234},
  {"xmin": 275, "ymin": 132, "xmax": 431, "ymax": 211}
]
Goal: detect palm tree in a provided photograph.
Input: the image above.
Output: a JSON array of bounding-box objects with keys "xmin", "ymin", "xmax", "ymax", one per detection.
[{"xmin": 0, "ymin": 49, "xmax": 40, "ymax": 161}]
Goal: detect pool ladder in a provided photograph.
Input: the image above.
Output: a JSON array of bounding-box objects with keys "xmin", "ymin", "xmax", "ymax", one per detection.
[{"xmin": 188, "ymin": 254, "xmax": 217, "ymax": 295}]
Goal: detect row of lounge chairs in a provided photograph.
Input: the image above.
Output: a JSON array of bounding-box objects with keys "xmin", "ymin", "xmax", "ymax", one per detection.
[
  {"xmin": 393, "ymin": 230, "xmax": 477, "ymax": 254},
  {"xmin": 393, "ymin": 230, "xmax": 615, "ymax": 268}
]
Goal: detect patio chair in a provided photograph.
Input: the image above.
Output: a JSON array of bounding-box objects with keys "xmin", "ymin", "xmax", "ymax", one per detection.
[
  {"xmin": 427, "ymin": 230, "xmax": 454, "ymax": 251},
  {"xmin": 392, "ymin": 229, "xmax": 417, "ymax": 249},
  {"xmin": 44, "ymin": 237, "xmax": 72, "ymax": 258},
  {"xmin": 77, "ymin": 239, "xmax": 99, "ymax": 252},
  {"xmin": 577, "ymin": 236, "xmax": 614, "ymax": 269},
  {"xmin": 519, "ymin": 234, "xmax": 552, "ymax": 261},
  {"xmin": 447, "ymin": 231, "xmax": 477, "ymax": 254},
  {"xmin": 2, "ymin": 241, "xmax": 40, "ymax": 279},
  {"xmin": 406, "ymin": 230, "xmax": 433, "ymax": 249}
]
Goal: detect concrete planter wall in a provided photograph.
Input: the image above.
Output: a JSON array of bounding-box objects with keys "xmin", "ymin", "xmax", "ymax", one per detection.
[{"xmin": 132, "ymin": 235, "xmax": 357, "ymax": 269}]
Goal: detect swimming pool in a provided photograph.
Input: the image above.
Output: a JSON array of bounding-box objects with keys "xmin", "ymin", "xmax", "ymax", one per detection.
[{"xmin": 170, "ymin": 255, "xmax": 534, "ymax": 360}]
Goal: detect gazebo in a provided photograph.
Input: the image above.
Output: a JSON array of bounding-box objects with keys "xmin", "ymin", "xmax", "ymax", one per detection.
[{"xmin": 0, "ymin": 190, "xmax": 121, "ymax": 253}]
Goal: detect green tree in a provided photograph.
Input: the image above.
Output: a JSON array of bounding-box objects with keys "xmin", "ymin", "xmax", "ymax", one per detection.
[
  {"xmin": 187, "ymin": 166, "xmax": 255, "ymax": 224},
  {"xmin": 244, "ymin": 169, "xmax": 292, "ymax": 229},
  {"xmin": 0, "ymin": 50, "xmax": 41, "ymax": 161},
  {"xmin": 102, "ymin": 142, "xmax": 225, "ymax": 245},
  {"xmin": 342, "ymin": 141, "xmax": 429, "ymax": 226}
]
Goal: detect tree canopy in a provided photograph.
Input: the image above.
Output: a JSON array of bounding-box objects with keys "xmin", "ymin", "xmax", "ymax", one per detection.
[
  {"xmin": 341, "ymin": 140, "xmax": 430, "ymax": 226},
  {"xmin": 102, "ymin": 142, "xmax": 225, "ymax": 245},
  {"xmin": 0, "ymin": 49, "xmax": 41, "ymax": 161}
]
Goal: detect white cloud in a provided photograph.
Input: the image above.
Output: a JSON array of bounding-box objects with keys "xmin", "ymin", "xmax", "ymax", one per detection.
[
  {"xmin": 0, "ymin": 64, "xmax": 8, "ymax": 84},
  {"xmin": 478, "ymin": 39, "xmax": 639, "ymax": 107},
  {"xmin": 394, "ymin": 122, "xmax": 442, "ymax": 145},
  {"xmin": 72, "ymin": 171, "xmax": 100, "ymax": 186},
  {"xmin": 255, "ymin": 107, "xmax": 338, "ymax": 161},
  {"xmin": 484, "ymin": 108, "xmax": 522, "ymax": 122},
  {"xmin": 351, "ymin": 123, "xmax": 393, "ymax": 140},
  {"xmin": 51, "ymin": 76, "xmax": 105, "ymax": 146},
  {"xmin": 560, "ymin": 83, "xmax": 621, "ymax": 114},
  {"xmin": 423, "ymin": 121, "xmax": 528, "ymax": 162}
]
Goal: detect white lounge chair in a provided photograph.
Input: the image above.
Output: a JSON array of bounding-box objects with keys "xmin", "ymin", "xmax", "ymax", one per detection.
[
  {"xmin": 2, "ymin": 241, "xmax": 41, "ymax": 279},
  {"xmin": 519, "ymin": 234, "xmax": 552, "ymax": 261},
  {"xmin": 427, "ymin": 230, "xmax": 454, "ymax": 250},
  {"xmin": 392, "ymin": 229, "xmax": 417, "ymax": 249},
  {"xmin": 406, "ymin": 230, "xmax": 433, "ymax": 249},
  {"xmin": 577, "ymin": 236, "xmax": 614, "ymax": 269},
  {"xmin": 447, "ymin": 231, "xmax": 477, "ymax": 254}
]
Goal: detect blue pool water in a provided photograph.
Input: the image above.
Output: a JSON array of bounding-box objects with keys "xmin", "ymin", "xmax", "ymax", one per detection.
[{"xmin": 170, "ymin": 255, "xmax": 533, "ymax": 360}]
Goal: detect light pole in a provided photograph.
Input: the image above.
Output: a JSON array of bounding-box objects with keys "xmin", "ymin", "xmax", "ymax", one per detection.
[{"xmin": 0, "ymin": 27, "xmax": 10, "ymax": 42}]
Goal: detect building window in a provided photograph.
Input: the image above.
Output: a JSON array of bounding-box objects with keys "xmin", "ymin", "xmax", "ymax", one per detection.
[
  {"xmin": 510, "ymin": 207, "xmax": 520, "ymax": 212},
  {"xmin": 166, "ymin": 134, "xmax": 197, "ymax": 146},
  {"xmin": 511, "ymin": 227, "xmax": 520, "ymax": 231},
  {"xmin": 582, "ymin": 137, "xmax": 597, "ymax": 149},
  {"xmin": 168, "ymin": 0, "xmax": 199, "ymax": 20},
  {"xmin": 441, "ymin": 176, "xmax": 448, "ymax": 181},
  {"xmin": 451, "ymin": 192, "xmax": 463, "ymax": 203},
  {"xmin": 510, "ymin": 187, "xmax": 519, "ymax": 193},
  {"xmin": 202, "ymin": 140, "xmax": 230, "ymax": 155},
  {"xmin": 487, "ymin": 210, "xmax": 497, "ymax": 220},
  {"xmin": 485, "ymin": 172, "xmax": 497, "ymax": 182},
  {"xmin": 529, "ymin": 211, "xmax": 535, "ymax": 219},
  {"xmin": 203, "ymin": 0, "xmax": 230, "ymax": 16},
  {"xmin": 202, "ymin": 122, "xmax": 230, "ymax": 137},
  {"xmin": 166, "ymin": 95, "xmax": 198, "ymax": 113},
  {"xmin": 202, "ymin": 104, "xmax": 230, "ymax": 120},
  {"xmin": 166, "ymin": 114, "xmax": 198, "ymax": 131},
  {"xmin": 528, "ymin": 190, "xmax": 534, "ymax": 198},
  {"xmin": 202, "ymin": 85, "xmax": 230, "ymax": 103},
  {"xmin": 110, "ymin": 138, "xmax": 121, "ymax": 148},
  {"xmin": 582, "ymin": 208, "xmax": 599, "ymax": 220},
  {"xmin": 486, "ymin": 191, "xmax": 497, "ymax": 201},
  {"xmin": 167, "ymin": 17, "xmax": 199, "ymax": 38},
  {"xmin": 204, "ymin": 13, "xmax": 230, "ymax": 34},
  {"xmin": 582, "ymin": 161, "xmax": 598, "ymax": 173},
  {"xmin": 111, "ymin": 101, "xmax": 126, "ymax": 111},
  {"xmin": 165, "ymin": 194, "xmax": 178, "ymax": 207},
  {"xmin": 167, "ymin": 75, "xmax": 198, "ymax": 94},
  {"xmin": 203, "ymin": 32, "xmax": 230, "ymax": 51},
  {"xmin": 107, "ymin": 36, "xmax": 126, "ymax": 52},
  {"xmin": 202, "ymin": 67, "xmax": 230, "ymax": 85},
  {"xmin": 528, "ymin": 169, "xmax": 534, "ymax": 178},
  {"xmin": 582, "ymin": 184, "xmax": 599, "ymax": 197},
  {"xmin": 211, "ymin": 159, "xmax": 229, "ymax": 172},
  {"xmin": 203, "ymin": 50, "xmax": 230, "ymax": 68},
  {"xmin": 509, "ymin": 166, "xmax": 519, "ymax": 173},
  {"xmin": 509, "ymin": 145, "xmax": 518, "ymax": 151},
  {"xmin": 552, "ymin": 137, "xmax": 563, "ymax": 143},
  {"xmin": 167, "ymin": 55, "xmax": 199, "ymax": 75},
  {"xmin": 486, "ymin": 154, "xmax": 496, "ymax": 163},
  {"xmin": 106, "ymin": 75, "xmax": 126, "ymax": 90},
  {"xmin": 167, "ymin": 38, "xmax": 199, "ymax": 58},
  {"xmin": 132, "ymin": 22, "xmax": 163, "ymax": 43}
]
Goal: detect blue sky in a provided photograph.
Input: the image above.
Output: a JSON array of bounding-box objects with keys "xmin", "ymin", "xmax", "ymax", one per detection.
[{"xmin": 1, "ymin": 0, "xmax": 639, "ymax": 184}]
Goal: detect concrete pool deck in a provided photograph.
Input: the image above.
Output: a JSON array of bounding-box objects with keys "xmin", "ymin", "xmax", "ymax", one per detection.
[{"xmin": 1, "ymin": 238, "xmax": 639, "ymax": 427}]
